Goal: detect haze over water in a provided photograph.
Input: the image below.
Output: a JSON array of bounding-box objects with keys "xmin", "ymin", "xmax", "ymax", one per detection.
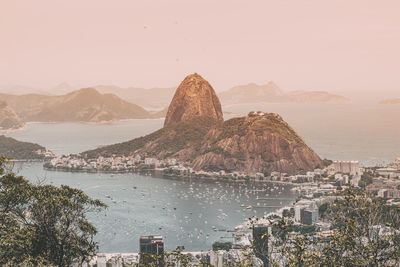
[
  {"xmin": 7, "ymin": 103, "xmax": 400, "ymax": 166},
  {"xmin": 5, "ymin": 102, "xmax": 399, "ymax": 252}
]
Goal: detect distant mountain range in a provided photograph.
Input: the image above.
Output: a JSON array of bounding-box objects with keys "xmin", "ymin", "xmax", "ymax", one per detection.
[
  {"xmin": 0, "ymin": 88, "xmax": 164, "ymax": 125},
  {"xmin": 219, "ymin": 82, "xmax": 351, "ymax": 105},
  {"xmin": 0, "ymin": 84, "xmax": 48, "ymax": 95},
  {"xmin": 1, "ymin": 81, "xmax": 352, "ymax": 109},
  {"xmin": 0, "ymin": 101, "xmax": 24, "ymax": 130},
  {"xmin": 94, "ymin": 82, "xmax": 351, "ymax": 108}
]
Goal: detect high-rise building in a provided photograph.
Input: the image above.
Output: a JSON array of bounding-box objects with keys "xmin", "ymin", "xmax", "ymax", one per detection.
[
  {"xmin": 333, "ymin": 161, "xmax": 361, "ymax": 175},
  {"xmin": 253, "ymin": 225, "xmax": 269, "ymax": 267},
  {"xmin": 301, "ymin": 208, "xmax": 319, "ymax": 225},
  {"xmin": 139, "ymin": 235, "xmax": 164, "ymax": 266}
]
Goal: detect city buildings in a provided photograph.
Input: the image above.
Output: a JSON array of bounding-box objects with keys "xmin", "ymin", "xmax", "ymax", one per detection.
[
  {"xmin": 301, "ymin": 208, "xmax": 319, "ymax": 225},
  {"xmin": 139, "ymin": 235, "xmax": 165, "ymax": 266},
  {"xmin": 253, "ymin": 225, "xmax": 270, "ymax": 266},
  {"xmin": 332, "ymin": 160, "xmax": 361, "ymax": 176}
]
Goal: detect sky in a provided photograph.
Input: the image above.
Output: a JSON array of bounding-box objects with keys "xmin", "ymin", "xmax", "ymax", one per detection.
[{"xmin": 0, "ymin": 0, "xmax": 399, "ymax": 93}]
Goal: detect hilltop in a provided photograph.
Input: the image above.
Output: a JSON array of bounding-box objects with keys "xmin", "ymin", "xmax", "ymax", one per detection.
[
  {"xmin": 192, "ymin": 111, "xmax": 322, "ymax": 174},
  {"xmin": 164, "ymin": 73, "xmax": 223, "ymax": 127},
  {"xmin": 0, "ymin": 135, "xmax": 51, "ymax": 160},
  {"xmin": 0, "ymin": 88, "xmax": 161, "ymax": 123},
  {"xmin": 83, "ymin": 74, "xmax": 322, "ymax": 174}
]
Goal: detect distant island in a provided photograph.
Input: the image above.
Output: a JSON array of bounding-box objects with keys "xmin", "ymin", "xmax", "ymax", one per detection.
[
  {"xmin": 77, "ymin": 73, "xmax": 322, "ymax": 175},
  {"xmin": 0, "ymin": 88, "xmax": 165, "ymax": 125},
  {"xmin": 0, "ymin": 135, "xmax": 53, "ymax": 160},
  {"xmin": 380, "ymin": 98, "xmax": 400, "ymax": 104},
  {"xmin": 218, "ymin": 82, "xmax": 351, "ymax": 105},
  {"xmin": 1, "ymin": 81, "xmax": 352, "ymax": 120},
  {"xmin": 93, "ymin": 81, "xmax": 351, "ymax": 108}
]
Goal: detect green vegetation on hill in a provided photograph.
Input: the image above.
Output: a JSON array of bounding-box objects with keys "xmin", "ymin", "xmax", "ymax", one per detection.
[
  {"xmin": 83, "ymin": 116, "xmax": 220, "ymax": 159},
  {"xmin": 83, "ymin": 111, "xmax": 322, "ymax": 174},
  {"xmin": 212, "ymin": 241, "xmax": 233, "ymax": 251},
  {"xmin": 0, "ymin": 157, "xmax": 105, "ymax": 266},
  {"xmin": 219, "ymin": 112, "xmax": 304, "ymax": 143},
  {"xmin": 0, "ymin": 135, "xmax": 47, "ymax": 160}
]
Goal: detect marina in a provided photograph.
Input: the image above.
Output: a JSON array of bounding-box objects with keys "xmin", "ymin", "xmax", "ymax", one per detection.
[{"xmin": 15, "ymin": 162, "xmax": 297, "ymax": 253}]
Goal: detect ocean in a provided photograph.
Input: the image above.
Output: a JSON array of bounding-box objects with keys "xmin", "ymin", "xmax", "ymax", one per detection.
[{"xmin": 4, "ymin": 103, "xmax": 400, "ymax": 252}]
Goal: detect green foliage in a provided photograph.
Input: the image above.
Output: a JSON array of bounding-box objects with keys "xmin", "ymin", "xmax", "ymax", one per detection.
[
  {"xmin": 282, "ymin": 208, "xmax": 294, "ymax": 218},
  {"xmin": 322, "ymin": 158, "xmax": 333, "ymax": 167},
  {"xmin": 271, "ymin": 222, "xmax": 316, "ymax": 242},
  {"xmin": 318, "ymin": 202, "xmax": 328, "ymax": 217},
  {"xmin": 0, "ymin": 156, "xmax": 106, "ymax": 266},
  {"xmin": 212, "ymin": 241, "xmax": 233, "ymax": 251},
  {"xmin": 139, "ymin": 247, "xmax": 196, "ymax": 267},
  {"xmin": 358, "ymin": 171, "xmax": 374, "ymax": 188},
  {"xmin": 0, "ymin": 135, "xmax": 47, "ymax": 160},
  {"xmin": 265, "ymin": 189, "xmax": 400, "ymax": 266},
  {"xmin": 84, "ymin": 116, "xmax": 220, "ymax": 160}
]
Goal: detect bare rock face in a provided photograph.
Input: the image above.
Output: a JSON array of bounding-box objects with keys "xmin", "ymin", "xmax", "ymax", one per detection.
[
  {"xmin": 85, "ymin": 74, "xmax": 323, "ymax": 175},
  {"xmin": 164, "ymin": 73, "xmax": 223, "ymax": 127},
  {"xmin": 192, "ymin": 111, "xmax": 323, "ymax": 174}
]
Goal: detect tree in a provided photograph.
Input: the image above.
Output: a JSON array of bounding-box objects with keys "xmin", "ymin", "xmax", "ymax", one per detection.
[
  {"xmin": 249, "ymin": 188, "xmax": 400, "ymax": 266},
  {"xmin": 359, "ymin": 171, "xmax": 374, "ymax": 188},
  {"xmin": 317, "ymin": 189, "xmax": 400, "ymax": 266},
  {"xmin": 0, "ymin": 156, "xmax": 106, "ymax": 266},
  {"xmin": 212, "ymin": 241, "xmax": 232, "ymax": 251}
]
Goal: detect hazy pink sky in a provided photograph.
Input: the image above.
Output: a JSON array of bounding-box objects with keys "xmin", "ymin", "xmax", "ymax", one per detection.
[{"xmin": 0, "ymin": 0, "xmax": 399, "ymax": 93}]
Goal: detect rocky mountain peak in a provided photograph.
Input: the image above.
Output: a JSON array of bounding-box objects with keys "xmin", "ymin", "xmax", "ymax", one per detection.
[
  {"xmin": 164, "ymin": 73, "xmax": 223, "ymax": 127},
  {"xmin": 265, "ymin": 81, "xmax": 283, "ymax": 95}
]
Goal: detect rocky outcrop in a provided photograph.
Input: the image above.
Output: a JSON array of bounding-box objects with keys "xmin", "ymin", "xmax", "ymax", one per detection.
[
  {"xmin": 0, "ymin": 101, "xmax": 24, "ymax": 130},
  {"xmin": 85, "ymin": 111, "xmax": 322, "ymax": 174},
  {"xmin": 164, "ymin": 73, "xmax": 223, "ymax": 127},
  {"xmin": 83, "ymin": 73, "xmax": 323, "ymax": 174},
  {"xmin": 192, "ymin": 112, "xmax": 322, "ymax": 174}
]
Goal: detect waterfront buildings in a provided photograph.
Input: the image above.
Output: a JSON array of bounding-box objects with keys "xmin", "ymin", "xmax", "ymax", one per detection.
[
  {"xmin": 376, "ymin": 167, "xmax": 400, "ymax": 178},
  {"xmin": 332, "ymin": 160, "xmax": 361, "ymax": 175},
  {"xmin": 301, "ymin": 208, "xmax": 319, "ymax": 225},
  {"xmin": 139, "ymin": 235, "xmax": 165, "ymax": 266},
  {"xmin": 253, "ymin": 225, "xmax": 270, "ymax": 266}
]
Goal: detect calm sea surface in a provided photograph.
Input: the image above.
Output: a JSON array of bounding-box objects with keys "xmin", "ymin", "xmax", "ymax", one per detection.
[
  {"xmin": 14, "ymin": 162, "xmax": 295, "ymax": 252},
  {"xmin": 5, "ymin": 103, "xmax": 400, "ymax": 252}
]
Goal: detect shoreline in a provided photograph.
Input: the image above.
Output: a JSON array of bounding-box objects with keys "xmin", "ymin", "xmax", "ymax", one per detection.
[
  {"xmin": 42, "ymin": 165, "xmax": 304, "ymax": 186},
  {"xmin": 10, "ymin": 159, "xmax": 47, "ymax": 162},
  {"xmin": 0, "ymin": 124, "xmax": 27, "ymax": 134}
]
